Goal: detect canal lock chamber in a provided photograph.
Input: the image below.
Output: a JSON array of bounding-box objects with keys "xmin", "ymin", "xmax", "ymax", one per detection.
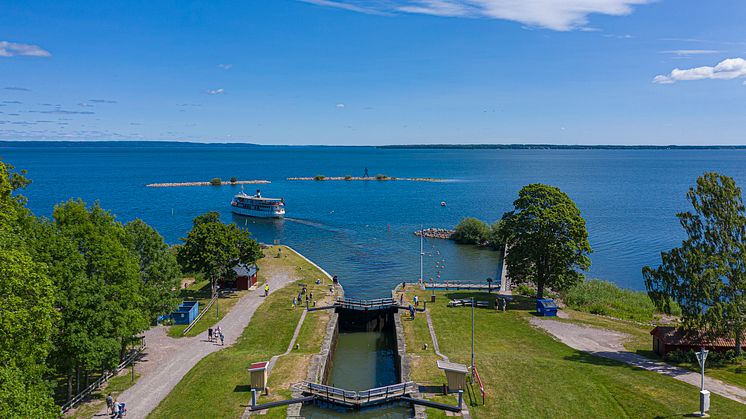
[{"xmin": 300, "ymin": 305, "xmax": 414, "ymax": 418}]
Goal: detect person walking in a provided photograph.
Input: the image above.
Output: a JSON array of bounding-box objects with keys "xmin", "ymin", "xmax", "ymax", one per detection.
[
  {"xmin": 414, "ymin": 295, "xmax": 419, "ymax": 307},
  {"xmin": 264, "ymin": 283, "xmax": 270, "ymax": 297},
  {"xmin": 219, "ymin": 332, "xmax": 225, "ymax": 346},
  {"xmin": 106, "ymin": 393, "xmax": 114, "ymax": 415},
  {"xmin": 293, "ymin": 297, "xmax": 297, "ymax": 308},
  {"xmin": 208, "ymin": 328, "xmax": 213, "ymax": 343}
]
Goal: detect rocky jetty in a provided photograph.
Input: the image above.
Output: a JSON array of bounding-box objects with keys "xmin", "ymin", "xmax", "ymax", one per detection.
[
  {"xmin": 287, "ymin": 176, "xmax": 445, "ymax": 182},
  {"xmin": 146, "ymin": 180, "xmax": 270, "ymax": 188},
  {"xmin": 414, "ymin": 228, "xmax": 455, "ymax": 240}
]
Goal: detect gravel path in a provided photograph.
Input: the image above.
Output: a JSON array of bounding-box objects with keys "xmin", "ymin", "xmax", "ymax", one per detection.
[
  {"xmin": 94, "ymin": 271, "xmax": 295, "ymax": 419},
  {"xmin": 530, "ymin": 318, "xmax": 746, "ymax": 405}
]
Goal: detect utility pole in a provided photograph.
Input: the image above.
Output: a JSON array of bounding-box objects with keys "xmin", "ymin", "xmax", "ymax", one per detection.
[
  {"xmin": 471, "ymin": 297, "xmax": 475, "ymax": 381},
  {"xmin": 695, "ymin": 347, "xmax": 710, "ymax": 417},
  {"xmin": 420, "ymin": 225, "xmax": 424, "ymax": 285}
]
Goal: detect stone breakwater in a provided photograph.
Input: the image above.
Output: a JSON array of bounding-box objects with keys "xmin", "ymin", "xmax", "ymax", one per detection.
[
  {"xmin": 414, "ymin": 228, "xmax": 455, "ymax": 240},
  {"xmin": 287, "ymin": 176, "xmax": 445, "ymax": 182},
  {"xmin": 146, "ymin": 180, "xmax": 270, "ymax": 188}
]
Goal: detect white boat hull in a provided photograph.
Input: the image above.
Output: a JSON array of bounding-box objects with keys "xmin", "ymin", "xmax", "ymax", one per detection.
[{"xmin": 231, "ymin": 206, "xmax": 284, "ymax": 218}]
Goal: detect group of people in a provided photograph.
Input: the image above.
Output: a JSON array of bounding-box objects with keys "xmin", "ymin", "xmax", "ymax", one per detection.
[
  {"xmin": 106, "ymin": 393, "xmax": 126, "ymax": 418},
  {"xmin": 207, "ymin": 326, "xmax": 225, "ymax": 345},
  {"xmin": 292, "ymin": 285, "xmax": 314, "ymax": 308}
]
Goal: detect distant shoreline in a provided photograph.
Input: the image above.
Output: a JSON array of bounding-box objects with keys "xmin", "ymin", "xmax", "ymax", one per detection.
[
  {"xmin": 146, "ymin": 180, "xmax": 270, "ymax": 188},
  {"xmin": 377, "ymin": 144, "xmax": 746, "ymax": 150}
]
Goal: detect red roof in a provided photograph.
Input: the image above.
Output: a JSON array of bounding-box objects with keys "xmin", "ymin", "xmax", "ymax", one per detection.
[
  {"xmin": 248, "ymin": 361, "xmax": 268, "ymax": 371},
  {"xmin": 650, "ymin": 326, "xmax": 746, "ymax": 349}
]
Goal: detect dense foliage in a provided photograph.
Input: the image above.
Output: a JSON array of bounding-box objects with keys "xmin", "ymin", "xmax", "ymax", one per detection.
[
  {"xmin": 500, "ymin": 183, "xmax": 592, "ymax": 299},
  {"xmin": 177, "ymin": 211, "xmax": 263, "ymax": 293},
  {"xmin": 644, "ymin": 172, "xmax": 746, "ymax": 355},
  {"xmin": 452, "ymin": 217, "xmax": 490, "ymax": 245},
  {"xmin": 0, "ymin": 159, "xmax": 182, "ymax": 415}
]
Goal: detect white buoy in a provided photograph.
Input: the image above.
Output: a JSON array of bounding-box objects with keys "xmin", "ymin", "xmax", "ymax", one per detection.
[{"xmin": 440, "ymin": 201, "xmax": 446, "ymax": 207}]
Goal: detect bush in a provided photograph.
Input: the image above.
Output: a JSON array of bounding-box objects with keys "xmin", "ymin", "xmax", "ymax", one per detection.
[
  {"xmin": 314, "ymin": 175, "xmax": 325, "ymax": 181},
  {"xmin": 209, "ymin": 177, "xmax": 222, "ymax": 186},
  {"xmin": 230, "ymin": 177, "xmax": 237, "ymax": 183},
  {"xmin": 561, "ymin": 279, "xmax": 680, "ymax": 323},
  {"xmin": 344, "ymin": 175, "xmax": 352, "ymax": 180},
  {"xmin": 488, "ymin": 220, "xmax": 504, "ymax": 250},
  {"xmin": 665, "ymin": 348, "xmax": 741, "ymax": 367},
  {"xmin": 514, "ymin": 284, "xmax": 535, "ymax": 297},
  {"xmin": 375, "ymin": 174, "xmax": 388, "ymax": 180},
  {"xmin": 452, "ymin": 217, "xmax": 490, "ymax": 245}
]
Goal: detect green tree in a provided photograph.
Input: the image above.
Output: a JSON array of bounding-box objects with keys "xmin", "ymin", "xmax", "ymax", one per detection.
[
  {"xmin": 643, "ymin": 172, "xmax": 746, "ymax": 355},
  {"xmin": 0, "ymin": 365, "xmax": 58, "ymax": 419},
  {"xmin": 452, "ymin": 217, "xmax": 490, "ymax": 245},
  {"xmin": 500, "ymin": 184, "xmax": 592, "ymax": 299},
  {"xmin": 488, "ymin": 220, "xmax": 505, "ymax": 250},
  {"xmin": 177, "ymin": 212, "xmax": 263, "ymax": 298},
  {"xmin": 125, "ymin": 219, "xmax": 181, "ymax": 322}
]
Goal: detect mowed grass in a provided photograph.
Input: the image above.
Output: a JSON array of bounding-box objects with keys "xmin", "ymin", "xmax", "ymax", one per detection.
[
  {"xmin": 149, "ymin": 246, "xmax": 336, "ymax": 419},
  {"xmin": 400, "ymin": 289, "xmax": 746, "ymax": 419},
  {"xmin": 167, "ymin": 279, "xmax": 250, "ymax": 338}
]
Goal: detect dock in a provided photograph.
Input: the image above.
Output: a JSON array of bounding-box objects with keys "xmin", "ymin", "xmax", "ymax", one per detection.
[{"xmin": 301, "ymin": 381, "xmax": 418, "ymax": 408}]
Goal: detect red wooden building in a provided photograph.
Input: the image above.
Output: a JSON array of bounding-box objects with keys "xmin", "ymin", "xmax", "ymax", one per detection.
[
  {"xmin": 650, "ymin": 326, "xmax": 746, "ymax": 356},
  {"xmin": 219, "ymin": 264, "xmax": 258, "ymax": 291}
]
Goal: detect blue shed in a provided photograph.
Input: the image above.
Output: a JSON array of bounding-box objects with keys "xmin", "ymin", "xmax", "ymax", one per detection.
[
  {"xmin": 171, "ymin": 301, "xmax": 200, "ymax": 325},
  {"xmin": 536, "ymin": 299, "xmax": 558, "ymax": 317}
]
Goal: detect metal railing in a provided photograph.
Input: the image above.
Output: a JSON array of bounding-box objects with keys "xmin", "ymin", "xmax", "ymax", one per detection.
[
  {"xmin": 335, "ymin": 297, "xmax": 396, "ymax": 310},
  {"xmin": 60, "ymin": 342, "xmax": 145, "ymax": 413},
  {"xmin": 182, "ymin": 294, "xmax": 218, "ymax": 335},
  {"xmin": 304, "ymin": 381, "xmax": 416, "ymax": 406},
  {"xmin": 472, "ymin": 364, "xmax": 485, "ymax": 405}
]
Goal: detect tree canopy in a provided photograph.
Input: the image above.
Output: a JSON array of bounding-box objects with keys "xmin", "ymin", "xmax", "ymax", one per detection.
[
  {"xmin": 644, "ymin": 172, "xmax": 746, "ymax": 355},
  {"xmin": 452, "ymin": 217, "xmax": 490, "ymax": 245},
  {"xmin": 178, "ymin": 211, "xmax": 263, "ymax": 285},
  {"xmin": 500, "ymin": 183, "xmax": 591, "ymax": 299}
]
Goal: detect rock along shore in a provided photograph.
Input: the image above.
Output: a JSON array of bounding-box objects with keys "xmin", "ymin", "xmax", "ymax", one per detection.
[
  {"xmin": 287, "ymin": 176, "xmax": 445, "ymax": 182},
  {"xmin": 414, "ymin": 228, "xmax": 455, "ymax": 240},
  {"xmin": 146, "ymin": 180, "xmax": 270, "ymax": 188}
]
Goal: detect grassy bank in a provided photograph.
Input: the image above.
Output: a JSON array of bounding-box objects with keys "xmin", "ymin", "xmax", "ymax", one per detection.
[
  {"xmin": 559, "ymin": 279, "xmax": 680, "ymax": 323},
  {"xmin": 149, "ymin": 246, "xmax": 335, "ymax": 419},
  {"xmin": 400, "ymin": 288, "xmax": 746, "ymax": 418},
  {"xmin": 167, "ymin": 279, "xmax": 250, "ymax": 338}
]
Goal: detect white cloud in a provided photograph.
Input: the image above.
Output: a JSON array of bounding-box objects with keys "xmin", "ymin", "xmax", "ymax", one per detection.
[
  {"xmin": 299, "ymin": 0, "xmax": 653, "ymax": 31},
  {"xmin": 206, "ymin": 88, "xmax": 225, "ymax": 95},
  {"xmin": 336, "ymin": 103, "xmax": 345, "ymax": 108},
  {"xmin": 218, "ymin": 63, "xmax": 233, "ymax": 70},
  {"xmin": 660, "ymin": 49, "xmax": 721, "ymax": 56},
  {"xmin": 653, "ymin": 57, "xmax": 746, "ymax": 84},
  {"xmin": 0, "ymin": 41, "xmax": 51, "ymax": 57}
]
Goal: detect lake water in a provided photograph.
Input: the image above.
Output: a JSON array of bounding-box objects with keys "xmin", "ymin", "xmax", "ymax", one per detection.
[{"xmin": 3, "ymin": 142, "xmax": 746, "ymax": 297}]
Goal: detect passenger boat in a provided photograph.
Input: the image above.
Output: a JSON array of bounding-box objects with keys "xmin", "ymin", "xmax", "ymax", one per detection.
[{"xmin": 230, "ymin": 189, "xmax": 285, "ymax": 218}]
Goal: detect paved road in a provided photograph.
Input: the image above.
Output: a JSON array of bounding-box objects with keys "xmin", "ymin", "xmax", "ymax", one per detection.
[
  {"xmin": 530, "ymin": 317, "xmax": 746, "ymax": 405},
  {"xmin": 95, "ymin": 271, "xmax": 295, "ymax": 419}
]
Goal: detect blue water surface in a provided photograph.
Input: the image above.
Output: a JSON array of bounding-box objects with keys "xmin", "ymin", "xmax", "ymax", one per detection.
[{"xmin": 3, "ymin": 143, "xmax": 745, "ymax": 297}]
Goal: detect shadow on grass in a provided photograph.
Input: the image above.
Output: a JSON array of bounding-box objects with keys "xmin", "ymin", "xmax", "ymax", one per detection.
[
  {"xmin": 443, "ymin": 292, "xmax": 537, "ymax": 311},
  {"xmin": 233, "ymin": 384, "xmax": 252, "ymax": 393}
]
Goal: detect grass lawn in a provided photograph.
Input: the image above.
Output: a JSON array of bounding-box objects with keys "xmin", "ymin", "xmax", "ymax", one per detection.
[
  {"xmin": 561, "ymin": 308, "xmax": 746, "ymax": 390},
  {"xmin": 400, "ymin": 288, "xmax": 746, "ymax": 419},
  {"xmin": 167, "ymin": 278, "xmax": 250, "ymax": 338},
  {"xmin": 149, "ymin": 246, "xmax": 336, "ymax": 419},
  {"xmin": 65, "ymin": 370, "xmax": 141, "ymax": 418}
]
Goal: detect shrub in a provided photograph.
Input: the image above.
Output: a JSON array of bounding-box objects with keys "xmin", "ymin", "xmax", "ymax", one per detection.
[
  {"xmin": 313, "ymin": 175, "xmax": 325, "ymax": 181},
  {"xmin": 514, "ymin": 284, "xmax": 535, "ymax": 297},
  {"xmin": 375, "ymin": 174, "xmax": 388, "ymax": 180},
  {"xmin": 344, "ymin": 175, "xmax": 352, "ymax": 180},
  {"xmin": 230, "ymin": 177, "xmax": 237, "ymax": 183},
  {"xmin": 452, "ymin": 217, "xmax": 490, "ymax": 245},
  {"xmin": 209, "ymin": 177, "xmax": 222, "ymax": 186}
]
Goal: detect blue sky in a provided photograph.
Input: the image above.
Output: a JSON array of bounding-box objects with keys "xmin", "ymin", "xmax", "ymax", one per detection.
[{"xmin": 1, "ymin": 0, "xmax": 745, "ymax": 145}]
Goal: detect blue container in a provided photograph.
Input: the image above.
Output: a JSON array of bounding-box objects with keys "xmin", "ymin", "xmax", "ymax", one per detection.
[
  {"xmin": 536, "ymin": 299, "xmax": 558, "ymax": 317},
  {"xmin": 171, "ymin": 301, "xmax": 200, "ymax": 325}
]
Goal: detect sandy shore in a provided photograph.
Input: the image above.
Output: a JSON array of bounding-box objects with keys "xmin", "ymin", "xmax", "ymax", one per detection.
[{"xmin": 146, "ymin": 180, "xmax": 270, "ymax": 188}]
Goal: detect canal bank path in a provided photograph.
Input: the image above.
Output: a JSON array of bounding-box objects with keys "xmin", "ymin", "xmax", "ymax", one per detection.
[
  {"xmin": 94, "ymin": 271, "xmax": 296, "ymax": 419},
  {"xmin": 530, "ymin": 317, "xmax": 746, "ymax": 405}
]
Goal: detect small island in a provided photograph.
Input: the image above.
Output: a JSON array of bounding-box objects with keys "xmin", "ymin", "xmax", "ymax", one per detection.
[
  {"xmin": 146, "ymin": 179, "xmax": 270, "ymax": 188},
  {"xmin": 415, "ymin": 228, "xmax": 455, "ymax": 239},
  {"xmin": 287, "ymin": 174, "xmax": 445, "ymax": 182}
]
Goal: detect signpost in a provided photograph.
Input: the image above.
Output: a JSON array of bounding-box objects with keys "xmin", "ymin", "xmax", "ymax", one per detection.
[{"xmin": 695, "ymin": 347, "xmax": 710, "ymax": 417}]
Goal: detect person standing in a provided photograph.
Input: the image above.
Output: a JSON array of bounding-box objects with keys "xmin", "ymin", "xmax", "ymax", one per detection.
[
  {"xmin": 264, "ymin": 283, "xmax": 270, "ymax": 297},
  {"xmin": 106, "ymin": 393, "xmax": 114, "ymax": 415},
  {"xmin": 414, "ymin": 295, "xmax": 419, "ymax": 307}
]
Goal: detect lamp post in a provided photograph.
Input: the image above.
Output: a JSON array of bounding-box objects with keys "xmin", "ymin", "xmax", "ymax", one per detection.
[{"xmin": 695, "ymin": 347, "xmax": 710, "ymax": 417}]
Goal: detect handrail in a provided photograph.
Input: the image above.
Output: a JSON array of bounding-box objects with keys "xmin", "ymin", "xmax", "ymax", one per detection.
[
  {"xmin": 182, "ymin": 294, "xmax": 217, "ymax": 335},
  {"xmin": 473, "ymin": 364, "xmax": 485, "ymax": 405},
  {"xmin": 303, "ymin": 381, "xmax": 416, "ymax": 404},
  {"xmin": 60, "ymin": 342, "xmax": 145, "ymax": 413}
]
